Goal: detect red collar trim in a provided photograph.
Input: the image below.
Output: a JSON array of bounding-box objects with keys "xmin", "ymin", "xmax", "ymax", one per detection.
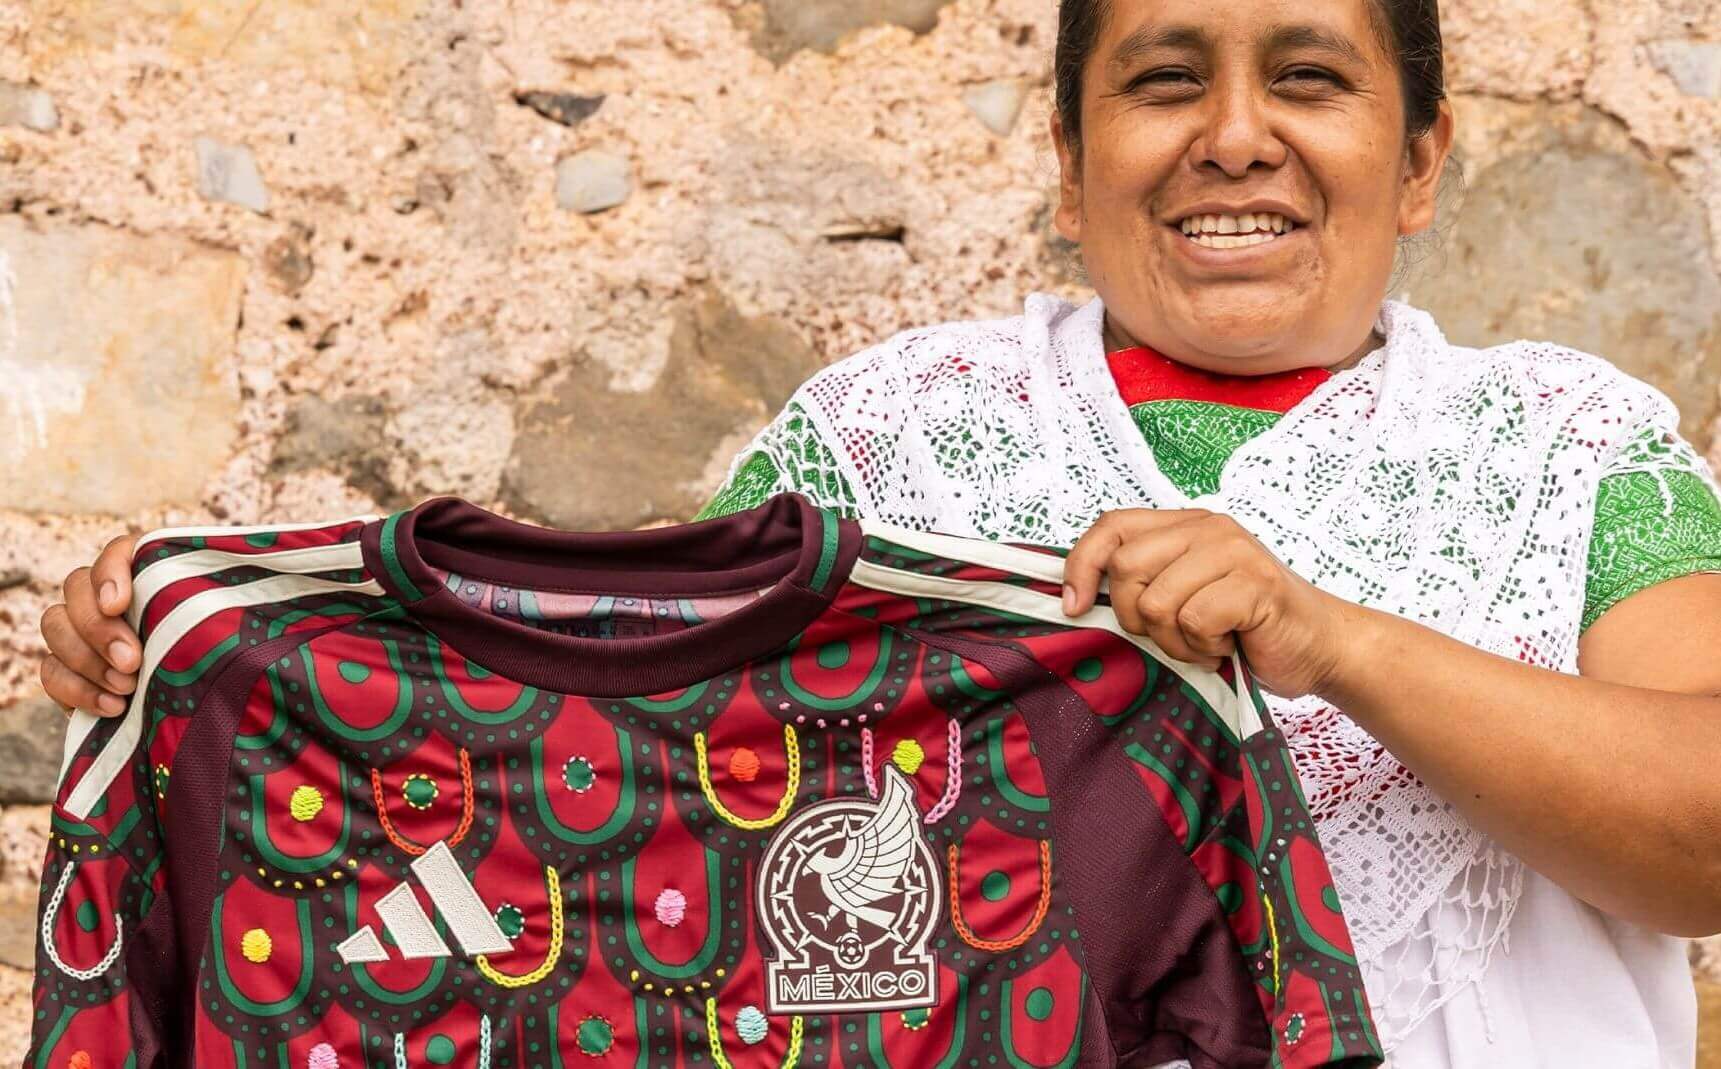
[{"xmin": 1106, "ymin": 345, "xmax": 1331, "ymax": 414}]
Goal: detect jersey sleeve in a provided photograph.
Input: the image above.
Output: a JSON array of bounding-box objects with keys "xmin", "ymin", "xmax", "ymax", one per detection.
[
  {"xmin": 29, "ymin": 516, "xmax": 375, "ymax": 1067},
  {"xmin": 851, "ymin": 522, "xmax": 1383, "ymax": 1066},
  {"xmin": 1010, "ymin": 631, "xmax": 1382, "ymax": 1067},
  {"xmin": 30, "ymin": 695, "xmax": 167, "ymax": 1068},
  {"xmin": 695, "ymin": 399, "xmax": 862, "ymax": 520},
  {"xmin": 1582, "ymin": 424, "xmax": 1721, "ymax": 630}
]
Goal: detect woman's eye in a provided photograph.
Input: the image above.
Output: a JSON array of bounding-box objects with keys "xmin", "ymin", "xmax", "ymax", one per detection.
[
  {"xmin": 1280, "ymin": 67, "xmax": 1340, "ymax": 87},
  {"xmin": 1134, "ymin": 69, "xmax": 1199, "ymax": 89}
]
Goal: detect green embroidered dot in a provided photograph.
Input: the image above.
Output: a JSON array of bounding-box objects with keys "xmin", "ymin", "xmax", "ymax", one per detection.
[
  {"xmin": 1216, "ymin": 881, "xmax": 1242, "ymax": 915},
  {"xmin": 816, "ymin": 641, "xmax": 850, "ymax": 669},
  {"xmin": 402, "ymin": 773, "xmax": 438, "ymax": 810},
  {"xmin": 980, "ymin": 871, "xmax": 1010, "ymax": 902},
  {"xmin": 337, "ymin": 661, "xmax": 370, "ymax": 685},
  {"xmin": 75, "ymin": 900, "xmax": 99, "ymax": 933},
  {"xmin": 1321, "ymin": 885, "xmax": 1343, "ymax": 913},
  {"xmin": 244, "ymin": 531, "xmax": 278, "ymax": 549},
  {"xmin": 425, "ymin": 1035, "xmax": 456, "ymax": 1064},
  {"xmin": 495, "ymin": 903, "xmax": 525, "ymax": 939},
  {"xmin": 1025, "ymin": 987, "xmax": 1055, "ymax": 1022},
  {"xmin": 563, "ymin": 756, "xmax": 596, "ymax": 794},
  {"xmin": 577, "ymin": 1015, "xmax": 614, "ymax": 1055},
  {"xmin": 1073, "ymin": 657, "xmax": 1104, "ymax": 682}
]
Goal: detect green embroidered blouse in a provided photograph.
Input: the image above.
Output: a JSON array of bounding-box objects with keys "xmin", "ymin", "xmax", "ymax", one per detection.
[{"xmin": 698, "ymin": 344, "xmax": 1721, "ymax": 632}]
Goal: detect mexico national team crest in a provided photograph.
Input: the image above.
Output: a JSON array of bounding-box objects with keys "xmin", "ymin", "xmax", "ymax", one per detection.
[{"xmin": 756, "ymin": 764, "xmax": 942, "ymax": 1014}]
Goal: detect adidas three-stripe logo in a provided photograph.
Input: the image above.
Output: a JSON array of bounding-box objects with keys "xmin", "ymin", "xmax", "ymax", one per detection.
[{"xmin": 336, "ymin": 841, "xmax": 513, "ymax": 964}]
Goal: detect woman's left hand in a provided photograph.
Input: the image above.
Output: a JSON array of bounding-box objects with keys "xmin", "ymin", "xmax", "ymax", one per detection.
[{"xmin": 1060, "ymin": 508, "xmax": 1353, "ymax": 699}]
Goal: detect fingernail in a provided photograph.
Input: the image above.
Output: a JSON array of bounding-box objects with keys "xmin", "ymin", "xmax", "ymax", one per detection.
[
  {"xmin": 97, "ymin": 692, "xmax": 125, "ymax": 714},
  {"xmin": 108, "ymin": 640, "xmax": 130, "ymax": 665},
  {"xmin": 1062, "ymin": 586, "xmax": 1076, "ymax": 615},
  {"xmin": 104, "ymin": 669, "xmax": 132, "ymax": 692},
  {"xmin": 100, "ymin": 580, "xmax": 118, "ymax": 608}
]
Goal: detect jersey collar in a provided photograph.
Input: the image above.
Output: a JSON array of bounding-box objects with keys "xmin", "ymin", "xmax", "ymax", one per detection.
[{"xmin": 360, "ymin": 492, "xmax": 860, "ymax": 697}]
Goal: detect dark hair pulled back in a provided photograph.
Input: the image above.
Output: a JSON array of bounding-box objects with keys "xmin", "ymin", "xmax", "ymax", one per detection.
[{"xmin": 1053, "ymin": 0, "xmax": 1449, "ymax": 156}]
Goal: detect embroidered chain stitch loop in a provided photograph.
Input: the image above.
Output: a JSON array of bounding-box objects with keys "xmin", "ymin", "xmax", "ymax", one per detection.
[
  {"xmin": 859, "ymin": 720, "xmax": 962, "ymax": 824},
  {"xmin": 716, "ymin": 291, "xmax": 1718, "ymax": 1047},
  {"xmin": 390, "ymin": 1022, "xmax": 489, "ymax": 1069},
  {"xmin": 861, "ymin": 729, "xmax": 877, "ymax": 799},
  {"xmin": 922, "ymin": 720, "xmax": 963, "ymax": 823},
  {"xmin": 474, "ymin": 866, "xmax": 563, "ymax": 988},
  {"xmin": 370, "ymin": 748, "xmax": 476, "ymax": 856},
  {"xmin": 1264, "ymin": 896, "xmax": 1281, "ymax": 997},
  {"xmin": 703, "ymin": 998, "xmax": 805, "ymax": 1068},
  {"xmin": 946, "ymin": 840, "xmax": 1052, "ymax": 953},
  {"xmin": 40, "ymin": 863, "xmax": 124, "ymax": 981},
  {"xmin": 694, "ymin": 724, "xmax": 800, "ymax": 830}
]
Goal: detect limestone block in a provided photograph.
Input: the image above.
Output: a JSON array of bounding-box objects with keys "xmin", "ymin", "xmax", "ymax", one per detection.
[
  {"xmin": 1408, "ymin": 106, "xmax": 1721, "ymax": 447},
  {"xmin": 27, "ymin": 0, "xmax": 426, "ymax": 97},
  {"xmin": 0, "ymin": 218, "xmax": 243, "ymax": 514}
]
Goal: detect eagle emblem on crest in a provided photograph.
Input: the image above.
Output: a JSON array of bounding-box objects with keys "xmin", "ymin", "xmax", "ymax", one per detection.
[{"xmin": 755, "ymin": 765, "xmax": 942, "ymax": 1014}]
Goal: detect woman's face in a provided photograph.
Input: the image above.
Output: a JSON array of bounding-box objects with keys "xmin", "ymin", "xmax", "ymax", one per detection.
[{"xmin": 1053, "ymin": 0, "xmax": 1454, "ymax": 373}]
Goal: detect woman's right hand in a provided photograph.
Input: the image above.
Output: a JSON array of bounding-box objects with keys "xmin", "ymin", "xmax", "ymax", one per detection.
[{"xmin": 38, "ymin": 534, "xmax": 142, "ymax": 718}]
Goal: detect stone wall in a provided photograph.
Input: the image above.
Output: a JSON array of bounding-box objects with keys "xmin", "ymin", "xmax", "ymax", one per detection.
[{"xmin": 0, "ymin": 0, "xmax": 1718, "ymax": 1060}]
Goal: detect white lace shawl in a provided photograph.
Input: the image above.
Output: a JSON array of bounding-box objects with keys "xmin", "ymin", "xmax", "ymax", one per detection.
[{"xmin": 718, "ymin": 291, "xmax": 1718, "ymax": 1048}]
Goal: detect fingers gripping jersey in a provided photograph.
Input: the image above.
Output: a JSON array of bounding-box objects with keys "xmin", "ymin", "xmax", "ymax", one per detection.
[{"xmin": 31, "ymin": 493, "xmax": 1380, "ymax": 1069}]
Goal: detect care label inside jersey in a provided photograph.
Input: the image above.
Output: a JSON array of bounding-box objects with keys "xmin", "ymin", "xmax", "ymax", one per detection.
[{"xmin": 434, "ymin": 567, "xmax": 770, "ymax": 640}]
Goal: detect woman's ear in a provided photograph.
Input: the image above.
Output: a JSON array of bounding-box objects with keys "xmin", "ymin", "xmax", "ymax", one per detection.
[
  {"xmin": 1399, "ymin": 99, "xmax": 1456, "ymax": 237},
  {"xmin": 1051, "ymin": 110, "xmax": 1084, "ymax": 245}
]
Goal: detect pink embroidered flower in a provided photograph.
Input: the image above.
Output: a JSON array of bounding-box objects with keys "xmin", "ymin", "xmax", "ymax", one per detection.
[
  {"xmin": 308, "ymin": 1044, "xmax": 340, "ymax": 1069},
  {"xmin": 654, "ymin": 888, "xmax": 687, "ymax": 927}
]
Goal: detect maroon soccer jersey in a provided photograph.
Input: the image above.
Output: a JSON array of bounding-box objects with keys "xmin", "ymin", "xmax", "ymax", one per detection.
[{"xmin": 31, "ymin": 492, "xmax": 1381, "ymax": 1068}]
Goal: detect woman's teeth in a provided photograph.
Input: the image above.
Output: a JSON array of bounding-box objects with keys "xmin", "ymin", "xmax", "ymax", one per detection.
[{"xmin": 1178, "ymin": 212, "xmax": 1297, "ymax": 249}]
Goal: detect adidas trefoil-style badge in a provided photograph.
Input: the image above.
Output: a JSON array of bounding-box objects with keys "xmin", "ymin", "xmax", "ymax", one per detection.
[{"xmin": 756, "ymin": 764, "xmax": 942, "ymax": 1014}]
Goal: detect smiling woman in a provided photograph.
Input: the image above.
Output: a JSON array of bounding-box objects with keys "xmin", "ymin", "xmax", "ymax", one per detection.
[
  {"xmin": 33, "ymin": 1, "xmax": 1721, "ymax": 1068},
  {"xmin": 1052, "ymin": 0, "xmax": 1452, "ymax": 375}
]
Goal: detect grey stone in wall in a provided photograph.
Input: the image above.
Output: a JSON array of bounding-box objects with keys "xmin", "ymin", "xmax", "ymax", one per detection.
[
  {"xmin": 0, "ymin": 218, "xmax": 244, "ymax": 514},
  {"xmin": 195, "ymin": 136, "xmax": 271, "ymax": 214},
  {"xmin": 555, "ymin": 150, "xmax": 632, "ymax": 214},
  {"xmin": 514, "ymin": 90, "xmax": 605, "ymax": 127},
  {"xmin": 749, "ymin": 0, "xmax": 959, "ymax": 63},
  {"xmin": 963, "ymin": 80, "xmax": 1028, "ymax": 137},
  {"xmin": 0, "ymin": 698, "xmax": 66, "ymax": 805},
  {"xmin": 502, "ymin": 288, "xmax": 825, "ymax": 531},
  {"xmin": 0, "ymin": 81, "xmax": 57, "ymax": 132},
  {"xmin": 271, "ymin": 393, "xmax": 401, "ymax": 507},
  {"xmin": 1410, "ymin": 109, "xmax": 1721, "ymax": 448}
]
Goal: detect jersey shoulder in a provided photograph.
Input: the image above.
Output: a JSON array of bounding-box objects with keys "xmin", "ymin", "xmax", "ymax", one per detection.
[
  {"xmin": 839, "ymin": 519, "xmax": 1261, "ymax": 742},
  {"xmin": 57, "ymin": 513, "xmax": 385, "ymax": 821}
]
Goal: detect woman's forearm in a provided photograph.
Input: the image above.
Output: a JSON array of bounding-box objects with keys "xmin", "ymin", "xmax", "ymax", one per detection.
[{"xmin": 1315, "ymin": 601, "xmax": 1721, "ymax": 936}]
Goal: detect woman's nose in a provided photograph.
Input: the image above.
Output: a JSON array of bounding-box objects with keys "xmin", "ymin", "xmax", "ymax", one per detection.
[{"xmin": 1191, "ymin": 81, "xmax": 1288, "ymax": 179}]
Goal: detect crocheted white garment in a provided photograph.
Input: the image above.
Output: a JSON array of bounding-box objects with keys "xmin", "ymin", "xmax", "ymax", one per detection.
[{"xmin": 718, "ymin": 292, "xmax": 1718, "ymax": 1049}]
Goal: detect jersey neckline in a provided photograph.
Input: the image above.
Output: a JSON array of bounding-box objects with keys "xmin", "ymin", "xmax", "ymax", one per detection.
[{"xmin": 358, "ymin": 492, "xmax": 861, "ymax": 697}]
